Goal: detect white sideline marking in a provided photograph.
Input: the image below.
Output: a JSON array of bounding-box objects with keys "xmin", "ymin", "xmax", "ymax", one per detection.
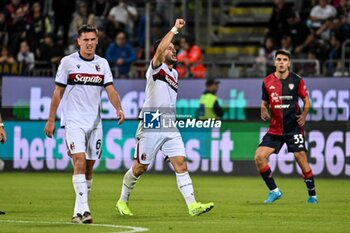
[{"xmin": 0, "ymin": 220, "xmax": 149, "ymax": 233}]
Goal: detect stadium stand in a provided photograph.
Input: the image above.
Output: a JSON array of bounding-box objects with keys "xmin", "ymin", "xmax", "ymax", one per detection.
[{"xmin": 0, "ymin": 0, "xmax": 349, "ymax": 78}]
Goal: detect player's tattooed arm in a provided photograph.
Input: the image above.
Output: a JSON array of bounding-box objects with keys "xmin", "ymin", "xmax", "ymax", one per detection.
[
  {"xmin": 152, "ymin": 18, "xmax": 185, "ymax": 68},
  {"xmin": 260, "ymin": 100, "xmax": 271, "ymax": 121},
  {"xmin": 105, "ymin": 85, "xmax": 125, "ymax": 125},
  {"xmin": 296, "ymin": 96, "xmax": 310, "ymax": 127}
]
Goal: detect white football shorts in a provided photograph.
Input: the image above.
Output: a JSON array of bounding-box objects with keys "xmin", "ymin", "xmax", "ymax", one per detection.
[
  {"xmin": 64, "ymin": 126, "xmax": 103, "ymax": 160},
  {"xmin": 134, "ymin": 122, "xmax": 186, "ymax": 165}
]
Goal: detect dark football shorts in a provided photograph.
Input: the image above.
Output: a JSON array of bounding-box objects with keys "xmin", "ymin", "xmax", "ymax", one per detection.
[{"xmin": 259, "ymin": 133, "xmax": 307, "ymax": 154}]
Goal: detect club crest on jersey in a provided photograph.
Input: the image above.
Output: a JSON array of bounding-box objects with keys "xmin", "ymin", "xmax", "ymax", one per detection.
[
  {"xmin": 289, "ymin": 83, "xmax": 294, "ymax": 90},
  {"xmin": 70, "ymin": 142, "xmax": 75, "ymax": 151},
  {"xmin": 141, "ymin": 153, "xmax": 147, "ymax": 161},
  {"xmin": 95, "ymin": 64, "xmax": 101, "ymax": 72},
  {"xmin": 269, "ymin": 85, "xmax": 275, "ymax": 90},
  {"xmin": 76, "ymin": 64, "xmax": 80, "ymax": 69}
]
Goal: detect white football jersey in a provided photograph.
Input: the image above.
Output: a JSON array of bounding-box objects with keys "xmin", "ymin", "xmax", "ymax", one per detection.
[
  {"xmin": 140, "ymin": 61, "xmax": 178, "ymax": 118},
  {"xmin": 55, "ymin": 52, "xmax": 113, "ymax": 129}
]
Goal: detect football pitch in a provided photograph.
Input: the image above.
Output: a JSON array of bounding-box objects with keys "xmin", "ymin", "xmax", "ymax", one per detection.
[{"xmin": 0, "ymin": 173, "xmax": 349, "ymax": 233}]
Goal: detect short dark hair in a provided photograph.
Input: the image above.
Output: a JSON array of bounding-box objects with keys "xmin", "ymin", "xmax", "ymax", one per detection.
[
  {"xmin": 78, "ymin": 24, "xmax": 98, "ymax": 37},
  {"xmin": 275, "ymin": 49, "xmax": 291, "ymax": 59}
]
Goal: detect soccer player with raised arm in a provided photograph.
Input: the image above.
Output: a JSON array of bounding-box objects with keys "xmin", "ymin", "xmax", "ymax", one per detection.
[
  {"xmin": 255, "ymin": 49, "xmax": 318, "ymax": 204},
  {"xmin": 115, "ymin": 19, "xmax": 214, "ymax": 216},
  {"xmin": 44, "ymin": 25, "xmax": 125, "ymax": 223}
]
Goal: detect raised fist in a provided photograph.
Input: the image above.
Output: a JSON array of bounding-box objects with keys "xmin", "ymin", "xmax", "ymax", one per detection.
[{"xmin": 174, "ymin": 19, "xmax": 186, "ymax": 30}]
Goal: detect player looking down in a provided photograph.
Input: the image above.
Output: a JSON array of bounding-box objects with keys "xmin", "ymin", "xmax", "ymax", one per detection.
[{"xmin": 44, "ymin": 25, "xmax": 125, "ymax": 223}]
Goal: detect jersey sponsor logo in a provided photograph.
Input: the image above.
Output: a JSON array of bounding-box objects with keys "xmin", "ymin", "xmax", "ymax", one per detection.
[
  {"xmin": 152, "ymin": 69, "xmax": 178, "ymax": 92},
  {"xmin": 274, "ymin": 104, "xmax": 290, "ymax": 109},
  {"xmin": 289, "ymin": 83, "xmax": 294, "ymax": 90},
  {"xmin": 279, "ymin": 95, "xmax": 293, "ymax": 100},
  {"xmin": 68, "ymin": 73, "xmax": 104, "ymax": 86},
  {"xmin": 165, "ymin": 74, "xmax": 178, "ymax": 90}
]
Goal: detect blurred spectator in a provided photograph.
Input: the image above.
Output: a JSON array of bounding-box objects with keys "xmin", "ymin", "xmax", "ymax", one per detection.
[
  {"xmin": 107, "ymin": 0, "xmax": 138, "ymax": 39},
  {"xmin": 0, "ymin": 12, "xmax": 9, "ymax": 48},
  {"xmin": 334, "ymin": 0, "xmax": 350, "ymax": 41},
  {"xmin": 37, "ymin": 33, "xmax": 64, "ymax": 67},
  {"xmin": 70, "ymin": 2, "xmax": 96, "ymax": 37},
  {"xmin": 332, "ymin": 0, "xmax": 341, "ymax": 8},
  {"xmin": 176, "ymin": 35, "xmax": 206, "ymax": 78},
  {"xmin": 280, "ymin": 35, "xmax": 292, "ymax": 51},
  {"xmin": 299, "ymin": 0, "xmax": 318, "ymax": 21},
  {"xmin": 151, "ymin": 12, "xmax": 168, "ymax": 44},
  {"xmin": 256, "ymin": 36, "xmax": 276, "ymax": 74},
  {"xmin": 17, "ymin": 40, "xmax": 35, "ymax": 72},
  {"xmin": 4, "ymin": 0, "xmax": 30, "ymax": 54},
  {"xmin": 286, "ymin": 11, "xmax": 314, "ymax": 56},
  {"xmin": 0, "ymin": 47, "xmax": 16, "ymax": 64},
  {"xmin": 91, "ymin": 0, "xmax": 111, "ymax": 27},
  {"xmin": 4, "ymin": 0, "xmax": 29, "ymax": 29},
  {"xmin": 328, "ymin": 32, "xmax": 344, "ymax": 76},
  {"xmin": 265, "ymin": 0, "xmax": 294, "ymax": 47},
  {"xmin": 136, "ymin": 11, "xmax": 168, "ymax": 48},
  {"xmin": 96, "ymin": 26, "xmax": 112, "ymax": 57},
  {"xmin": 53, "ymin": 0, "xmax": 75, "ymax": 47},
  {"xmin": 295, "ymin": 46, "xmax": 320, "ymax": 76},
  {"xmin": 308, "ymin": 0, "xmax": 337, "ymax": 40},
  {"xmin": 105, "ymin": 31, "xmax": 137, "ymax": 78},
  {"xmin": 155, "ymin": 0, "xmax": 173, "ymax": 23},
  {"xmin": 28, "ymin": 2, "xmax": 51, "ymax": 53}
]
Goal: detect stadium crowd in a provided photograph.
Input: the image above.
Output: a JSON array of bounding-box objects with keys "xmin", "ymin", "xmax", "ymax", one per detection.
[
  {"xmin": 0, "ymin": 0, "xmax": 349, "ymax": 78},
  {"xmin": 260, "ymin": 0, "xmax": 350, "ymax": 76}
]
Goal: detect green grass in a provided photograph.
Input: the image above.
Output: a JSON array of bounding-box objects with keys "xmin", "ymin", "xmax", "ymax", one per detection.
[{"xmin": 0, "ymin": 173, "xmax": 349, "ymax": 233}]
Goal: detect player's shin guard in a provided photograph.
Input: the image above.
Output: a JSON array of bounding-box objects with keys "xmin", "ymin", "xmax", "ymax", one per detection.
[
  {"xmin": 303, "ymin": 170, "xmax": 316, "ymax": 196},
  {"xmin": 260, "ymin": 165, "xmax": 278, "ymax": 191},
  {"xmin": 176, "ymin": 171, "xmax": 196, "ymax": 206},
  {"xmin": 120, "ymin": 168, "xmax": 139, "ymax": 202},
  {"xmin": 72, "ymin": 174, "xmax": 90, "ymax": 215}
]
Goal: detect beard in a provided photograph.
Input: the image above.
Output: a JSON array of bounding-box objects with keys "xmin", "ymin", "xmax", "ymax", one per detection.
[{"xmin": 164, "ymin": 56, "xmax": 177, "ymax": 66}]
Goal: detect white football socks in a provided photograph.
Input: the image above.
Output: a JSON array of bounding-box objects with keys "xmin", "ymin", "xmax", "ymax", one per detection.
[
  {"xmin": 176, "ymin": 172, "xmax": 196, "ymax": 206},
  {"xmin": 72, "ymin": 174, "xmax": 90, "ymax": 216},
  {"xmin": 120, "ymin": 168, "xmax": 139, "ymax": 202},
  {"xmin": 86, "ymin": 179, "xmax": 93, "ymax": 193}
]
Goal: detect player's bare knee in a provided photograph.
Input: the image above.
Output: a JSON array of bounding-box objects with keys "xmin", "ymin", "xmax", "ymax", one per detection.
[
  {"xmin": 172, "ymin": 159, "xmax": 188, "ymax": 173},
  {"xmin": 132, "ymin": 164, "xmax": 148, "ymax": 177},
  {"xmin": 176, "ymin": 163, "xmax": 188, "ymax": 173},
  {"xmin": 254, "ymin": 153, "xmax": 265, "ymax": 165}
]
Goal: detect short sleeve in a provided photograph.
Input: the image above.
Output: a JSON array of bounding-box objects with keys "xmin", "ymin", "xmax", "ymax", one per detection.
[
  {"xmin": 298, "ymin": 79, "xmax": 308, "ymax": 98},
  {"xmin": 103, "ymin": 59, "xmax": 114, "ymax": 87},
  {"xmin": 262, "ymin": 82, "xmax": 269, "ymax": 101},
  {"xmin": 55, "ymin": 57, "xmax": 69, "ymax": 86}
]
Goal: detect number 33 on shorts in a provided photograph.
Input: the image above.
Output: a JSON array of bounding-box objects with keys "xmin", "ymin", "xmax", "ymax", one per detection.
[{"xmin": 293, "ymin": 134, "xmax": 304, "ymax": 144}]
